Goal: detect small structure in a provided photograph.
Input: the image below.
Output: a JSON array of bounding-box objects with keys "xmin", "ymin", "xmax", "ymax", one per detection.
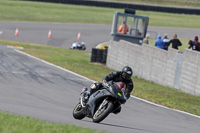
[{"xmin": 111, "ymin": 9, "xmax": 149, "ymax": 45}]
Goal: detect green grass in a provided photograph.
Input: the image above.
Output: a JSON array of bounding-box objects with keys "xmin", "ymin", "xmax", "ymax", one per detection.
[
  {"xmin": 0, "ymin": 0, "xmax": 200, "ymax": 28},
  {"xmin": 1, "ymin": 39, "xmax": 200, "ymax": 117},
  {"xmin": 0, "ymin": 111, "xmax": 104, "ymax": 133},
  {"xmin": 103, "ymin": 0, "xmax": 200, "ymax": 8}
]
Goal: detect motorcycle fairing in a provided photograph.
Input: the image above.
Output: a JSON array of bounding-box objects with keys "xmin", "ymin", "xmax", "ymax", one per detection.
[{"xmin": 86, "ymin": 89, "xmax": 113, "ymax": 117}]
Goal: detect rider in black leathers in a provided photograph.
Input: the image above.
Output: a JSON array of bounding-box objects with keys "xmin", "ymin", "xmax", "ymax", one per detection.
[{"xmin": 82, "ymin": 66, "xmax": 134, "ymax": 113}]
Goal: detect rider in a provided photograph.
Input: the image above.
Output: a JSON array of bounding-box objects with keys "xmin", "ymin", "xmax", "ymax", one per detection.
[{"xmin": 82, "ymin": 66, "xmax": 134, "ymax": 113}]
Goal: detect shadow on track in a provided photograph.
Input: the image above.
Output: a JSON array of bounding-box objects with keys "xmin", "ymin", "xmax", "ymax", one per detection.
[{"xmin": 82, "ymin": 120, "xmax": 154, "ymax": 132}]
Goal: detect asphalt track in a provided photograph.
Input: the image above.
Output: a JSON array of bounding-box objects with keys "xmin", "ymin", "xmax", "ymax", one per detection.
[
  {"xmin": 0, "ymin": 22, "xmax": 200, "ymax": 133},
  {"xmin": 0, "ymin": 21, "xmax": 111, "ymax": 51},
  {"xmin": 0, "ymin": 21, "xmax": 200, "ymax": 51},
  {"xmin": 0, "ymin": 45, "xmax": 200, "ymax": 133}
]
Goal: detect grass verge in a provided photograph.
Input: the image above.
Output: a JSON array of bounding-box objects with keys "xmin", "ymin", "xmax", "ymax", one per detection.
[
  {"xmin": 0, "ymin": 111, "xmax": 104, "ymax": 133},
  {"xmin": 0, "ymin": 0, "xmax": 200, "ymax": 28},
  {"xmin": 0, "ymin": 39, "xmax": 200, "ymax": 117}
]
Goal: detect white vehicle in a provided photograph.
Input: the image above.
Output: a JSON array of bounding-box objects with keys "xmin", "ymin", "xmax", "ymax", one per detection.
[{"xmin": 70, "ymin": 42, "xmax": 86, "ymax": 50}]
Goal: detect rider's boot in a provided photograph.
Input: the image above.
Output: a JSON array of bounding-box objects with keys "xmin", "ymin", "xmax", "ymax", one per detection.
[{"xmin": 81, "ymin": 84, "xmax": 99, "ymax": 106}]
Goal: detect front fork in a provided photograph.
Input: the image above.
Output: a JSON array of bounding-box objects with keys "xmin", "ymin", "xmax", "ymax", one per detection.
[
  {"xmin": 95, "ymin": 98, "xmax": 109, "ymax": 116},
  {"xmin": 80, "ymin": 87, "xmax": 89, "ymax": 107}
]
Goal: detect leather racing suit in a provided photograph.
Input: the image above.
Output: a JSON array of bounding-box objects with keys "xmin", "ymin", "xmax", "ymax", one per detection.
[{"xmin": 102, "ymin": 71, "xmax": 134, "ymax": 100}]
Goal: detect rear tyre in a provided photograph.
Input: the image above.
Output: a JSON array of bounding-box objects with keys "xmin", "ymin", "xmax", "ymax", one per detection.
[
  {"xmin": 93, "ymin": 101, "xmax": 114, "ymax": 123},
  {"xmin": 73, "ymin": 103, "xmax": 85, "ymax": 120}
]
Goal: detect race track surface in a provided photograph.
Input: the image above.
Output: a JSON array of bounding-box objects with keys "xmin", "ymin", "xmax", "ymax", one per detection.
[
  {"xmin": 0, "ymin": 21, "xmax": 200, "ymax": 51},
  {"xmin": 0, "ymin": 22, "xmax": 111, "ymax": 51},
  {"xmin": 0, "ymin": 45, "xmax": 200, "ymax": 133}
]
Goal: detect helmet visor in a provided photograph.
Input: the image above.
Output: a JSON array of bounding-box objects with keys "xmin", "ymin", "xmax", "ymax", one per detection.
[{"xmin": 122, "ymin": 71, "xmax": 132, "ymax": 80}]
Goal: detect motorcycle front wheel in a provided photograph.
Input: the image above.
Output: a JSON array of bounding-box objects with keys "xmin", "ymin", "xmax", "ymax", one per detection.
[
  {"xmin": 73, "ymin": 103, "xmax": 85, "ymax": 120},
  {"xmin": 93, "ymin": 101, "xmax": 114, "ymax": 123}
]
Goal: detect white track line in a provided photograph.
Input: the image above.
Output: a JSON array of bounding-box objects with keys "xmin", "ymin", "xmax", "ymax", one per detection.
[
  {"xmin": 14, "ymin": 49, "xmax": 200, "ymax": 119},
  {"xmin": 131, "ymin": 95, "xmax": 200, "ymax": 119}
]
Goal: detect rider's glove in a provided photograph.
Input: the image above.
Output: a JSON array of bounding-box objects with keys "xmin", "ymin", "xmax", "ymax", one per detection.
[{"xmin": 102, "ymin": 80, "xmax": 108, "ymax": 87}]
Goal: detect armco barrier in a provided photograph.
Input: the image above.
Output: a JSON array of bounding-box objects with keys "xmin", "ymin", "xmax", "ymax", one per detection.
[
  {"xmin": 107, "ymin": 40, "xmax": 200, "ymax": 96},
  {"xmin": 27, "ymin": 0, "xmax": 200, "ymax": 15}
]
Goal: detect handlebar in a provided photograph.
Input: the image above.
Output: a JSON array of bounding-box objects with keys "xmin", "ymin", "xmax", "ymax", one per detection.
[{"xmin": 102, "ymin": 81, "xmax": 127, "ymax": 104}]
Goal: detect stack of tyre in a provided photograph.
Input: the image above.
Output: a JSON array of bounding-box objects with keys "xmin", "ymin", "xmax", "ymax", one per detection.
[{"xmin": 91, "ymin": 47, "xmax": 108, "ymax": 64}]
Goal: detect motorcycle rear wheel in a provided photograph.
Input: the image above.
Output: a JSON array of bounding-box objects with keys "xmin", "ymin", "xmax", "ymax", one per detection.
[
  {"xmin": 93, "ymin": 101, "xmax": 114, "ymax": 123},
  {"xmin": 73, "ymin": 103, "xmax": 85, "ymax": 120}
]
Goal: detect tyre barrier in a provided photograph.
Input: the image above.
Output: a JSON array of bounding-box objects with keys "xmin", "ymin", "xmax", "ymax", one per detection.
[
  {"xmin": 91, "ymin": 48, "xmax": 97, "ymax": 62},
  {"xmin": 91, "ymin": 48, "xmax": 108, "ymax": 64}
]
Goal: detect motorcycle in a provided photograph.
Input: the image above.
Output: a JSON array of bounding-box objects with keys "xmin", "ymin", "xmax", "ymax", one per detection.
[
  {"xmin": 72, "ymin": 81, "xmax": 127, "ymax": 123},
  {"xmin": 70, "ymin": 42, "xmax": 86, "ymax": 50}
]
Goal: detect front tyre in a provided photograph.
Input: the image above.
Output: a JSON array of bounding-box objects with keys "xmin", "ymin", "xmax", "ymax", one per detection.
[
  {"xmin": 93, "ymin": 101, "xmax": 114, "ymax": 123},
  {"xmin": 73, "ymin": 103, "xmax": 85, "ymax": 120}
]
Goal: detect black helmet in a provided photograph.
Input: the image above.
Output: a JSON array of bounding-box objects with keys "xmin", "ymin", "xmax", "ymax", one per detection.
[{"xmin": 121, "ymin": 66, "xmax": 133, "ymax": 80}]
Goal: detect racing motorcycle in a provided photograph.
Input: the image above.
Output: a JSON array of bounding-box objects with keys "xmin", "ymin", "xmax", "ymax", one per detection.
[
  {"xmin": 72, "ymin": 81, "xmax": 127, "ymax": 123},
  {"xmin": 70, "ymin": 42, "xmax": 86, "ymax": 50}
]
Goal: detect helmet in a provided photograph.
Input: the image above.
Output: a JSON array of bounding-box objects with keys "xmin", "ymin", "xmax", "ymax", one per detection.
[{"xmin": 121, "ymin": 66, "xmax": 133, "ymax": 80}]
